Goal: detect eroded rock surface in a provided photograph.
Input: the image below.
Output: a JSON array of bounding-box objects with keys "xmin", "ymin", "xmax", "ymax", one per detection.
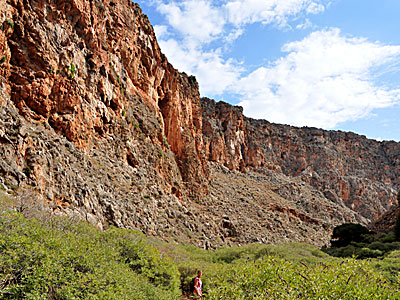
[
  {"xmin": 0, "ymin": 0, "xmax": 399, "ymax": 248},
  {"xmin": 201, "ymin": 99, "xmax": 399, "ymax": 223}
]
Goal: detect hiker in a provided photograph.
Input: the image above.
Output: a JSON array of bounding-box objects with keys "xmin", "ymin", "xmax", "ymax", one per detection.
[{"xmin": 190, "ymin": 270, "xmax": 203, "ymax": 299}]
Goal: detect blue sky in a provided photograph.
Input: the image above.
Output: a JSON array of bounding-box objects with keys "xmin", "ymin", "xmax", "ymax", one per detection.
[{"xmin": 136, "ymin": 0, "xmax": 400, "ymax": 141}]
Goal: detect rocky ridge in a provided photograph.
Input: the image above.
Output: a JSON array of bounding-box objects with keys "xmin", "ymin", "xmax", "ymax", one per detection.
[
  {"xmin": 0, "ymin": 0, "xmax": 399, "ymax": 248},
  {"xmin": 201, "ymin": 99, "xmax": 399, "ymax": 222}
]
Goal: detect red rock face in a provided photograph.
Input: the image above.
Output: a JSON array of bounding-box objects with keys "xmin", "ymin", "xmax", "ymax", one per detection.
[
  {"xmin": 201, "ymin": 98, "xmax": 400, "ymax": 222},
  {"xmin": 201, "ymin": 98, "xmax": 247, "ymax": 171},
  {"xmin": 1, "ymin": 0, "xmax": 208, "ymax": 195},
  {"xmin": 370, "ymin": 205, "xmax": 400, "ymax": 233},
  {"xmin": 1, "ymin": 0, "xmax": 399, "ymax": 247}
]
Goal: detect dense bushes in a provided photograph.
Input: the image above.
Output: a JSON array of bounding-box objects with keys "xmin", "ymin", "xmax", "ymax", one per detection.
[
  {"xmin": 203, "ymin": 257, "xmax": 399, "ymax": 299},
  {"xmin": 2, "ymin": 192, "xmax": 400, "ymax": 299},
  {"xmin": 157, "ymin": 242, "xmax": 400, "ymax": 299},
  {"xmin": 323, "ymin": 222, "xmax": 400, "ymax": 259},
  {"xmin": 0, "ymin": 211, "xmax": 180, "ymax": 299},
  {"xmin": 330, "ymin": 223, "xmax": 370, "ymax": 247}
]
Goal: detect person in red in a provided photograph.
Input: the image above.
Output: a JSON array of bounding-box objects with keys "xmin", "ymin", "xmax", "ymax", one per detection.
[{"xmin": 194, "ymin": 270, "xmax": 203, "ymax": 299}]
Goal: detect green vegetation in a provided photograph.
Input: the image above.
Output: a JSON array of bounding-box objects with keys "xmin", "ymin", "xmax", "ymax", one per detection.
[
  {"xmin": 69, "ymin": 63, "xmax": 76, "ymax": 79},
  {"xmin": 395, "ymin": 210, "xmax": 400, "ymax": 240},
  {"xmin": 2, "ymin": 194, "xmax": 400, "ymax": 299},
  {"xmin": 5, "ymin": 20, "xmax": 14, "ymax": 29},
  {"xmin": 0, "ymin": 204, "xmax": 180, "ymax": 299},
  {"xmin": 188, "ymin": 75, "xmax": 197, "ymax": 87},
  {"xmin": 323, "ymin": 223, "xmax": 400, "ymax": 259},
  {"xmin": 0, "ymin": 56, "xmax": 6, "ymax": 64},
  {"xmin": 117, "ymin": 76, "xmax": 124, "ymax": 95},
  {"xmin": 154, "ymin": 242, "xmax": 400, "ymax": 299},
  {"xmin": 330, "ymin": 223, "xmax": 371, "ymax": 247}
]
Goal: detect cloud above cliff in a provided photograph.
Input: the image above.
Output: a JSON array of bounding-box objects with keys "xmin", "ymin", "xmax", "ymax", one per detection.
[
  {"xmin": 138, "ymin": 0, "xmax": 400, "ymax": 139},
  {"xmin": 154, "ymin": 0, "xmax": 328, "ymax": 43},
  {"xmin": 151, "ymin": 0, "xmax": 329, "ymax": 96},
  {"xmin": 236, "ymin": 29, "xmax": 400, "ymax": 128}
]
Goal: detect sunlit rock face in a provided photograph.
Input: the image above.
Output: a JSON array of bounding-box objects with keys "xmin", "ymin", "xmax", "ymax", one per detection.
[
  {"xmin": 201, "ymin": 98, "xmax": 399, "ymax": 223},
  {"xmin": 0, "ymin": 0, "xmax": 208, "ymax": 243},
  {"xmin": 0, "ymin": 0, "xmax": 399, "ymax": 248}
]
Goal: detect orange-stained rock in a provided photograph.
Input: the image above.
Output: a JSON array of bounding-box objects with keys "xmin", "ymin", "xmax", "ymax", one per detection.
[
  {"xmin": 1, "ymin": 0, "xmax": 400, "ymax": 248},
  {"xmin": 2, "ymin": 0, "xmax": 208, "ymax": 194},
  {"xmin": 201, "ymin": 98, "xmax": 400, "ymax": 221}
]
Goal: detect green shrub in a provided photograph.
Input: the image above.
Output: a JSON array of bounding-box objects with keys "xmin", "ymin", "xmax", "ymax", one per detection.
[
  {"xmin": 381, "ymin": 232, "xmax": 396, "ymax": 243},
  {"xmin": 69, "ymin": 63, "xmax": 76, "ymax": 79},
  {"xmin": 0, "ymin": 211, "xmax": 180, "ymax": 299},
  {"xmin": 395, "ymin": 210, "xmax": 400, "ymax": 241},
  {"xmin": 330, "ymin": 223, "xmax": 370, "ymax": 247},
  {"xmin": 5, "ymin": 20, "xmax": 14, "ymax": 29},
  {"xmin": 357, "ymin": 247, "xmax": 383, "ymax": 259},
  {"xmin": 204, "ymin": 256, "xmax": 400, "ymax": 299},
  {"xmin": 374, "ymin": 250, "xmax": 400, "ymax": 283}
]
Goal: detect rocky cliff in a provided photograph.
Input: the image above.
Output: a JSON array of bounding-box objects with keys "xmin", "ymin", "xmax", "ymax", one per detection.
[
  {"xmin": 0, "ymin": 0, "xmax": 210, "ymax": 243},
  {"xmin": 0, "ymin": 0, "xmax": 399, "ymax": 248},
  {"xmin": 202, "ymin": 99, "xmax": 399, "ymax": 222}
]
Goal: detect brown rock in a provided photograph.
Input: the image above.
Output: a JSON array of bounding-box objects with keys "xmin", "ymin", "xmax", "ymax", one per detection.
[{"xmin": 0, "ymin": 0, "xmax": 399, "ymax": 248}]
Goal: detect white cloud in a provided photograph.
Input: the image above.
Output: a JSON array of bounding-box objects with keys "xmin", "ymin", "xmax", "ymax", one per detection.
[
  {"xmin": 153, "ymin": 0, "xmax": 330, "ymax": 45},
  {"xmin": 236, "ymin": 29, "xmax": 400, "ymax": 128},
  {"xmin": 154, "ymin": 25, "xmax": 169, "ymax": 39},
  {"xmin": 152, "ymin": 0, "xmax": 329, "ymax": 98},
  {"xmin": 306, "ymin": 2, "xmax": 325, "ymax": 14},
  {"xmin": 158, "ymin": 38, "xmax": 242, "ymax": 95},
  {"xmin": 296, "ymin": 18, "xmax": 313, "ymax": 30},
  {"xmin": 157, "ymin": 0, "xmax": 226, "ymax": 44},
  {"xmin": 225, "ymin": 0, "xmax": 326, "ymax": 27},
  {"xmin": 149, "ymin": 1, "xmax": 400, "ymax": 129}
]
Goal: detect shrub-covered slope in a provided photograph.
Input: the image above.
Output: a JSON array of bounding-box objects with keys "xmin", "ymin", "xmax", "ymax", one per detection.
[
  {"xmin": 0, "ymin": 207, "xmax": 180, "ymax": 299},
  {"xmin": 1, "ymin": 194, "xmax": 400, "ymax": 300}
]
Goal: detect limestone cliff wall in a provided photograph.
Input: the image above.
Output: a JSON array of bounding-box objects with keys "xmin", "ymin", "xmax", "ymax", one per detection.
[
  {"xmin": 1, "ymin": 0, "xmax": 208, "ymax": 192},
  {"xmin": 1, "ymin": 0, "xmax": 399, "ymax": 247},
  {"xmin": 0, "ymin": 0, "xmax": 212, "ymax": 245},
  {"xmin": 201, "ymin": 98, "xmax": 399, "ymax": 222}
]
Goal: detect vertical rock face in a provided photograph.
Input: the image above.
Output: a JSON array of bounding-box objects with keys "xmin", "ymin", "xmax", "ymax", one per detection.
[
  {"xmin": 200, "ymin": 98, "xmax": 400, "ymax": 222},
  {"xmin": 0, "ymin": 0, "xmax": 399, "ymax": 247},
  {"xmin": 0, "ymin": 0, "xmax": 210, "ymax": 244},
  {"xmin": 201, "ymin": 98, "xmax": 247, "ymax": 172},
  {"xmin": 0, "ymin": 0, "xmax": 208, "ymax": 194}
]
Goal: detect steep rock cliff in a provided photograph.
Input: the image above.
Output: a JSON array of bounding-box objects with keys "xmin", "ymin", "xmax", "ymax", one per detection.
[
  {"xmin": 0, "ymin": 0, "xmax": 399, "ymax": 248},
  {"xmin": 0, "ymin": 0, "xmax": 211, "ymax": 244},
  {"xmin": 201, "ymin": 99, "xmax": 399, "ymax": 222}
]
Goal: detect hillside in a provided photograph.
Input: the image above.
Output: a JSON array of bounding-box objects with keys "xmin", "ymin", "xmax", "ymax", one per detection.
[
  {"xmin": 1, "ymin": 207, "xmax": 400, "ymax": 299},
  {"xmin": 0, "ymin": 0, "xmax": 399, "ymax": 248}
]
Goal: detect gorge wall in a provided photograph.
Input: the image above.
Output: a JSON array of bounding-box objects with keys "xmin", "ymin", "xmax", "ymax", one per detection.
[
  {"xmin": 201, "ymin": 99, "xmax": 400, "ymax": 222},
  {"xmin": 0, "ymin": 0, "xmax": 398, "ymax": 248}
]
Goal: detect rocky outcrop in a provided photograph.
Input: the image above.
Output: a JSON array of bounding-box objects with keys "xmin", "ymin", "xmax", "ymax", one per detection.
[
  {"xmin": 369, "ymin": 205, "xmax": 400, "ymax": 233},
  {"xmin": 201, "ymin": 99, "xmax": 399, "ymax": 222},
  {"xmin": 1, "ymin": 0, "xmax": 208, "ymax": 196},
  {"xmin": 0, "ymin": 0, "xmax": 211, "ymax": 244},
  {"xmin": 0, "ymin": 0, "xmax": 399, "ymax": 248}
]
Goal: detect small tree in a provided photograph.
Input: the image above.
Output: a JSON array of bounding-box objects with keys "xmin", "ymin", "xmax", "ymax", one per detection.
[{"xmin": 330, "ymin": 223, "xmax": 370, "ymax": 247}]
